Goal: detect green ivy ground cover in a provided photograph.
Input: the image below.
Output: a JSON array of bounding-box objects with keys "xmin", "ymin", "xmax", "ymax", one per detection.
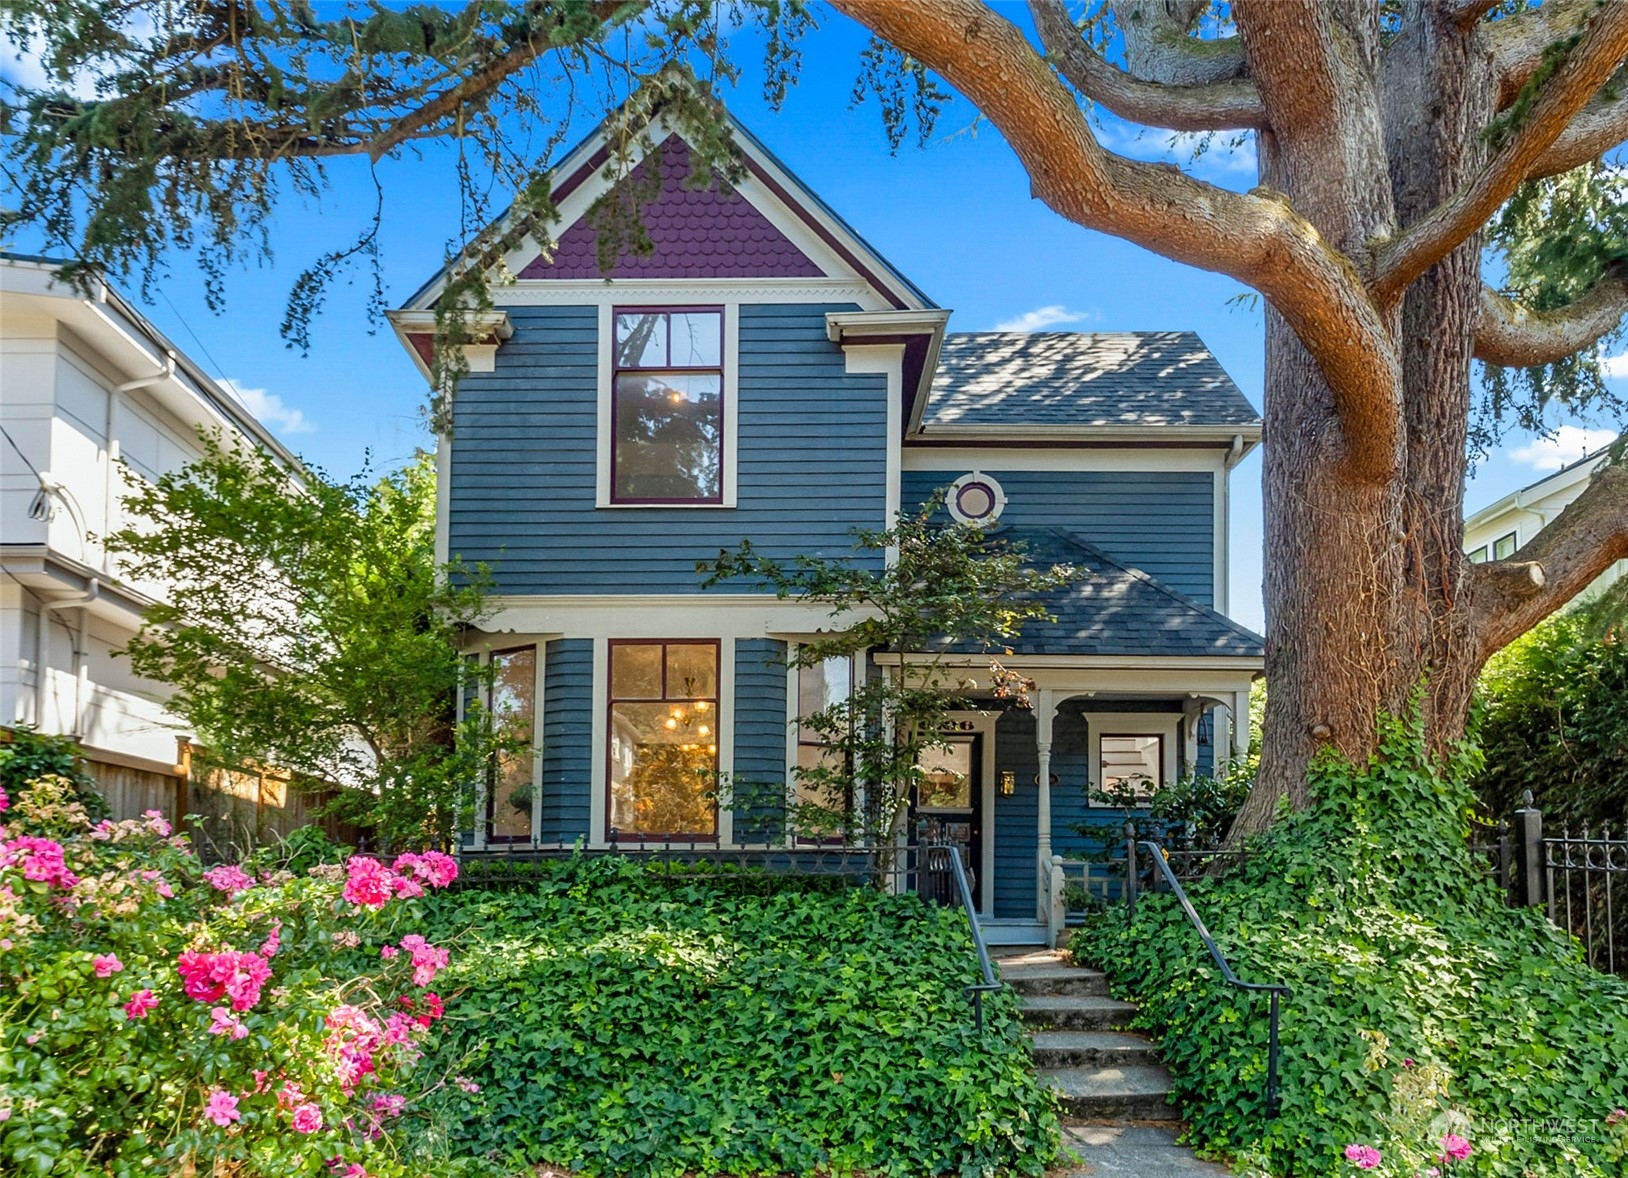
[
  {"xmin": 1073, "ymin": 715, "xmax": 1628, "ymax": 1177},
  {"xmin": 416, "ymin": 858, "xmax": 1058, "ymax": 1177}
]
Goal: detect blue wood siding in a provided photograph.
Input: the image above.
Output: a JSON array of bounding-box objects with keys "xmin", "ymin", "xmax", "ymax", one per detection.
[
  {"xmin": 540, "ymin": 639, "xmax": 593, "ymax": 841},
  {"xmin": 731, "ymin": 639, "xmax": 789, "ymax": 842},
  {"xmin": 901, "ymin": 468, "xmax": 1215, "ymax": 603},
  {"xmin": 448, "ymin": 303, "xmax": 888, "ymax": 595}
]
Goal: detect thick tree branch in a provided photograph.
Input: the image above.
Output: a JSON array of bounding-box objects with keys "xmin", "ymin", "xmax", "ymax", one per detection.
[
  {"xmin": 831, "ymin": 0, "xmax": 1401, "ymax": 482},
  {"xmin": 1373, "ymin": 2, "xmax": 1628, "ymax": 302},
  {"xmin": 1490, "ymin": 0, "xmax": 1599, "ymax": 108},
  {"xmin": 1473, "ymin": 462, "xmax": 1628, "ymax": 660},
  {"xmin": 1027, "ymin": 0, "xmax": 1266, "ymax": 131},
  {"xmin": 1449, "ymin": 0, "xmax": 1502, "ymax": 33},
  {"xmin": 1113, "ymin": 0, "xmax": 1250, "ymax": 86},
  {"xmin": 1474, "ymin": 264, "xmax": 1628, "ymax": 367},
  {"xmin": 1527, "ymin": 67, "xmax": 1628, "ymax": 179}
]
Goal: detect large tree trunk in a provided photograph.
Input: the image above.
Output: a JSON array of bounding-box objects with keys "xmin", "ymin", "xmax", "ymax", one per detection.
[{"xmin": 1237, "ymin": 4, "xmax": 1496, "ymax": 837}]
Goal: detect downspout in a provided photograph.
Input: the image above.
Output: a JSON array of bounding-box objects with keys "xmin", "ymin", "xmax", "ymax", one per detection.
[
  {"xmin": 35, "ymin": 580, "xmax": 100, "ymax": 736},
  {"xmin": 116, "ymin": 355, "xmax": 175, "ymax": 393}
]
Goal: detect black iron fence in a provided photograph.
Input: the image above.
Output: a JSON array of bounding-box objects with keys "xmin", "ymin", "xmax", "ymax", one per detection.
[{"xmin": 1473, "ymin": 794, "xmax": 1628, "ymax": 977}]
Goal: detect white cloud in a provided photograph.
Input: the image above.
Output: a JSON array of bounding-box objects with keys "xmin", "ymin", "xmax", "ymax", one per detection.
[
  {"xmin": 1601, "ymin": 350, "xmax": 1628, "ymax": 379},
  {"xmin": 994, "ymin": 305, "xmax": 1098, "ymax": 332},
  {"xmin": 221, "ymin": 379, "xmax": 315, "ymax": 435},
  {"xmin": 1508, "ymin": 425, "xmax": 1617, "ymax": 472}
]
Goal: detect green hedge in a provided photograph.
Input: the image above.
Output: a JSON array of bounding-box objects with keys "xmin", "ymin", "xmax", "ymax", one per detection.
[
  {"xmin": 1072, "ymin": 713, "xmax": 1628, "ymax": 1177},
  {"xmin": 417, "ymin": 858, "xmax": 1057, "ymax": 1177}
]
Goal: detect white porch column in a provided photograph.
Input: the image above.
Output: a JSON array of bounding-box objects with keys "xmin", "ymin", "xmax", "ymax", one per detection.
[
  {"xmin": 1232, "ymin": 689, "xmax": 1251, "ymax": 761},
  {"xmin": 1182, "ymin": 697, "xmax": 1203, "ymax": 776},
  {"xmin": 1035, "ymin": 689, "xmax": 1054, "ymax": 920}
]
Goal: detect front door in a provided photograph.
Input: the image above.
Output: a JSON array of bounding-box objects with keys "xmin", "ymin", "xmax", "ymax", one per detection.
[{"xmin": 916, "ymin": 736, "xmax": 983, "ymax": 909}]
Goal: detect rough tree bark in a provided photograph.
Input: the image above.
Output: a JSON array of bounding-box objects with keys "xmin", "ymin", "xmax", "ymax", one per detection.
[{"xmin": 829, "ymin": 0, "xmax": 1628, "ymax": 838}]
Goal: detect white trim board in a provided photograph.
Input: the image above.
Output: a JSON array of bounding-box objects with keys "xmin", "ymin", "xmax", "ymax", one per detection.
[
  {"xmin": 901, "ymin": 447, "xmax": 1226, "ymax": 473},
  {"xmin": 475, "ymin": 594, "xmax": 866, "ymax": 639}
]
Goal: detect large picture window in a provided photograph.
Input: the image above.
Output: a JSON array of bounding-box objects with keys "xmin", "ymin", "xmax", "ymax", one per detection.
[
  {"xmin": 487, "ymin": 646, "xmax": 536, "ymax": 843},
  {"xmin": 793, "ymin": 655, "xmax": 853, "ymax": 842},
  {"xmin": 608, "ymin": 640, "xmax": 720, "ymax": 840},
  {"xmin": 612, "ymin": 308, "xmax": 724, "ymax": 503}
]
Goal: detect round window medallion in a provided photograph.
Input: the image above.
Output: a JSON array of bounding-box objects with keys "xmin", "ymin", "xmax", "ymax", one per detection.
[{"xmin": 946, "ymin": 471, "xmax": 1007, "ymax": 527}]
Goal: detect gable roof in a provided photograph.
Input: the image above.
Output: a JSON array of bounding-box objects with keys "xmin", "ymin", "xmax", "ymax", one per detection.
[
  {"xmin": 919, "ymin": 331, "xmax": 1260, "ymax": 436},
  {"xmin": 397, "ymin": 105, "xmax": 935, "ymax": 313},
  {"xmin": 930, "ymin": 527, "xmax": 1264, "ymax": 660}
]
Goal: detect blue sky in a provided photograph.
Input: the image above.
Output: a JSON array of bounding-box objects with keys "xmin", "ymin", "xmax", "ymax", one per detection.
[{"xmin": 5, "ymin": 5, "xmax": 1624, "ymax": 634}]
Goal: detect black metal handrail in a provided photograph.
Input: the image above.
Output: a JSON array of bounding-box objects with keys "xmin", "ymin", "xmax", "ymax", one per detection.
[
  {"xmin": 1130, "ymin": 839, "xmax": 1291, "ymax": 1117},
  {"xmin": 925, "ymin": 842, "xmax": 1002, "ymax": 1033}
]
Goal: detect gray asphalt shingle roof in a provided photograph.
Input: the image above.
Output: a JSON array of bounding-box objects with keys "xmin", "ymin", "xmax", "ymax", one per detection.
[
  {"xmin": 931, "ymin": 528, "xmax": 1264, "ymax": 660},
  {"xmin": 924, "ymin": 331, "xmax": 1259, "ymax": 430}
]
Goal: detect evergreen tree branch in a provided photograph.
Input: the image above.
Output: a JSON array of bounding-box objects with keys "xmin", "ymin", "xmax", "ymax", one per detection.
[
  {"xmin": 1474, "ymin": 263, "xmax": 1628, "ymax": 367},
  {"xmin": 1472, "ymin": 461, "xmax": 1628, "ymax": 661},
  {"xmin": 1027, "ymin": 0, "xmax": 1266, "ymax": 131},
  {"xmin": 1373, "ymin": 1, "xmax": 1628, "ymax": 302},
  {"xmin": 833, "ymin": 0, "xmax": 1402, "ymax": 482}
]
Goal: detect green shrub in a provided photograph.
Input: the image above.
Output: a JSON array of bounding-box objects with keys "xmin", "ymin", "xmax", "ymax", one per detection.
[
  {"xmin": 0, "ymin": 726, "xmax": 106, "ymax": 821},
  {"xmin": 417, "ymin": 859, "xmax": 1058, "ymax": 1177},
  {"xmin": 1475, "ymin": 611, "xmax": 1628, "ymax": 827},
  {"xmin": 1072, "ymin": 711, "xmax": 1628, "ymax": 1177},
  {"xmin": 0, "ymin": 775, "xmax": 478, "ymax": 1177}
]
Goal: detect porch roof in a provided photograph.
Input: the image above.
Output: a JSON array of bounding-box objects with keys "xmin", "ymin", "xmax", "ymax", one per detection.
[{"xmin": 940, "ymin": 528, "xmax": 1265, "ymax": 661}]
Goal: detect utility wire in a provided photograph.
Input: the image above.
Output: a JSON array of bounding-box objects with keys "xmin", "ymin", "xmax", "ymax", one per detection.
[{"xmin": 1, "ymin": 423, "xmax": 44, "ymax": 480}]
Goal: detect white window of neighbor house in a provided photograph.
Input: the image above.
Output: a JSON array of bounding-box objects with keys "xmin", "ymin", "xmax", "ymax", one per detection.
[{"xmin": 1493, "ymin": 531, "xmax": 1518, "ymax": 560}]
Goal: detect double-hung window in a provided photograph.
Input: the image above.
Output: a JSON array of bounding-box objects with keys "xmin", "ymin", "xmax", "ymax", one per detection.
[
  {"xmin": 611, "ymin": 308, "xmax": 724, "ymax": 504},
  {"xmin": 607, "ymin": 640, "xmax": 720, "ymax": 840}
]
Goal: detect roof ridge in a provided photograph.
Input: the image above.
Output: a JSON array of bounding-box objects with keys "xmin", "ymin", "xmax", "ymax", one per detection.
[{"xmin": 1053, "ymin": 529, "xmax": 1265, "ymax": 643}]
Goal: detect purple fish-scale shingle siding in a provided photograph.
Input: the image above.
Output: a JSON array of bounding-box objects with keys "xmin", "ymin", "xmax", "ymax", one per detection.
[{"xmin": 520, "ymin": 136, "xmax": 825, "ymax": 280}]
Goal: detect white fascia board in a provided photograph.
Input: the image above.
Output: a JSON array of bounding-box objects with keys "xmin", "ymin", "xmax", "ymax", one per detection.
[
  {"xmin": 912, "ymin": 422, "xmax": 1264, "ymax": 447},
  {"xmin": 901, "ymin": 446, "xmax": 1224, "ymax": 473},
  {"xmin": 474, "ymin": 594, "xmax": 868, "ymax": 639},
  {"xmin": 827, "ymin": 310, "xmax": 950, "ymax": 439},
  {"xmin": 872, "ymin": 651, "xmax": 1264, "ymax": 674}
]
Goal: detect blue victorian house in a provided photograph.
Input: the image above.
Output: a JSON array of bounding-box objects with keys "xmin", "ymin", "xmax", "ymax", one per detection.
[{"xmin": 388, "ymin": 108, "xmax": 1263, "ymax": 946}]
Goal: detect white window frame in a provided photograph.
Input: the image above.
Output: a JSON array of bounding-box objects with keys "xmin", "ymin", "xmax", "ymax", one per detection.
[
  {"xmin": 596, "ymin": 303, "xmax": 739, "ymax": 509},
  {"xmin": 1083, "ymin": 711, "xmax": 1181, "ymax": 808}
]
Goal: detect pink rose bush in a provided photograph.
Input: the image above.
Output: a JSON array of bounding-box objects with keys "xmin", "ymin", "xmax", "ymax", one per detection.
[{"xmin": 0, "ymin": 774, "xmax": 467, "ymax": 1176}]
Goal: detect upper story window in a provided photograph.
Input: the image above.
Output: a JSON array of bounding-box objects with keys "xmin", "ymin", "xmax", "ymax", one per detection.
[
  {"xmin": 612, "ymin": 308, "xmax": 724, "ymax": 503},
  {"xmin": 1493, "ymin": 531, "xmax": 1518, "ymax": 560}
]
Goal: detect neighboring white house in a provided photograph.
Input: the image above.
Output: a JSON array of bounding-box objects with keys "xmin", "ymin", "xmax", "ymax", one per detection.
[
  {"xmin": 0, "ymin": 253, "xmax": 298, "ymax": 814},
  {"xmin": 1464, "ymin": 438, "xmax": 1626, "ymax": 600}
]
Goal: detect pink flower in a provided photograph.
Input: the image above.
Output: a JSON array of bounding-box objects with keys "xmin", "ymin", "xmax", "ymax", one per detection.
[
  {"xmin": 343, "ymin": 1166, "xmax": 369, "ymax": 1178},
  {"xmin": 291, "ymin": 1103, "xmax": 323, "ymax": 1133},
  {"xmin": 177, "ymin": 949, "xmax": 273, "ymax": 1011},
  {"xmin": 123, "ymin": 989, "xmax": 158, "ymax": 1019},
  {"xmin": 0, "ymin": 785, "xmax": 8, "ymax": 812},
  {"xmin": 203, "ymin": 864, "xmax": 255, "ymax": 895},
  {"xmin": 396, "ymin": 934, "xmax": 449, "ymax": 987},
  {"xmin": 1344, "ymin": 1144, "xmax": 1382, "ymax": 1169},
  {"xmin": 203, "ymin": 1089, "xmax": 241, "ymax": 1127},
  {"xmin": 93, "ymin": 953, "xmax": 123, "ymax": 978},
  {"xmin": 454, "ymin": 1077, "xmax": 480, "ymax": 1094},
  {"xmin": 208, "ymin": 1006, "xmax": 248, "ymax": 1039},
  {"xmin": 392, "ymin": 850, "xmax": 458, "ymax": 888},
  {"xmin": 370, "ymin": 1093, "xmax": 405, "ymax": 1118},
  {"xmin": 379, "ymin": 945, "xmax": 399, "ymax": 960},
  {"xmin": 389, "ymin": 874, "xmax": 424, "ymax": 899},
  {"xmin": 1608, "ymin": 1108, "xmax": 1627, "ymax": 1126},
  {"xmin": 1439, "ymin": 1134, "xmax": 1472, "ymax": 1162},
  {"xmin": 142, "ymin": 809, "xmax": 172, "ymax": 836},
  {"xmin": 260, "ymin": 919, "xmax": 282, "ymax": 958},
  {"xmin": 139, "ymin": 869, "xmax": 174, "ymax": 898},
  {"xmin": 1, "ymin": 836, "xmax": 78, "ymax": 888},
  {"xmin": 342, "ymin": 857, "xmax": 394, "ymax": 908}
]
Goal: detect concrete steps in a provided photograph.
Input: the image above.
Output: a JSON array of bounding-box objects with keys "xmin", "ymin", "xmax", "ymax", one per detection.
[{"xmin": 997, "ymin": 949, "xmax": 1177, "ymax": 1122}]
